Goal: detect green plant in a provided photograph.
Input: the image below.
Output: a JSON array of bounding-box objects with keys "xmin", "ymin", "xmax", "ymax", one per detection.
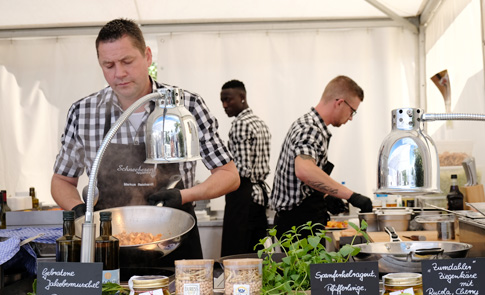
[
  {"xmin": 256, "ymin": 220, "xmax": 369, "ymax": 294},
  {"xmin": 102, "ymin": 282, "xmax": 130, "ymax": 295},
  {"xmin": 149, "ymin": 62, "xmax": 158, "ymax": 80}
]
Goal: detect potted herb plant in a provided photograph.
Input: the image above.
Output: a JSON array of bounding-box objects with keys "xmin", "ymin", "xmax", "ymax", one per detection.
[{"xmin": 256, "ymin": 220, "xmax": 369, "ymax": 294}]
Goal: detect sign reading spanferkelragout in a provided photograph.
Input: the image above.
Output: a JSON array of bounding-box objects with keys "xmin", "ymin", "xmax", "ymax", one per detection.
[{"xmin": 310, "ymin": 261, "xmax": 379, "ymax": 294}]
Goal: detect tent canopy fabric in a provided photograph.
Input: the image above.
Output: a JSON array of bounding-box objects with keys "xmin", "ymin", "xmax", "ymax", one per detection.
[{"xmin": 0, "ymin": 0, "xmax": 428, "ymax": 30}]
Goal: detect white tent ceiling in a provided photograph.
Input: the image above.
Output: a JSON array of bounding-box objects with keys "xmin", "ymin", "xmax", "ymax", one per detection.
[{"xmin": 0, "ymin": 0, "xmax": 433, "ymax": 34}]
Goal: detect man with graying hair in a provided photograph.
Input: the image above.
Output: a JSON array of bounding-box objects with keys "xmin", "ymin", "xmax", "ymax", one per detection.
[
  {"xmin": 51, "ymin": 18, "xmax": 239, "ymax": 265},
  {"xmin": 270, "ymin": 75, "xmax": 373, "ymax": 238},
  {"xmin": 220, "ymin": 79, "xmax": 271, "ymax": 256}
]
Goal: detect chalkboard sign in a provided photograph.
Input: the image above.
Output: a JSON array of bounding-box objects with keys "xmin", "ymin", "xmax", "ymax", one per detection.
[
  {"xmin": 422, "ymin": 257, "xmax": 485, "ymax": 295},
  {"xmin": 37, "ymin": 262, "xmax": 103, "ymax": 295},
  {"xmin": 310, "ymin": 261, "xmax": 379, "ymax": 294}
]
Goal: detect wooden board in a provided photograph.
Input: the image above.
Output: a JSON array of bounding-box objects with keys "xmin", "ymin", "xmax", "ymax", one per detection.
[{"xmin": 366, "ymin": 230, "xmax": 460, "ymax": 243}]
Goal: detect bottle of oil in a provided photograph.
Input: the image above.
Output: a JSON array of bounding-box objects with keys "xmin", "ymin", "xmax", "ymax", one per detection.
[
  {"xmin": 95, "ymin": 211, "xmax": 120, "ymax": 284},
  {"xmin": 1, "ymin": 190, "xmax": 10, "ymax": 229},
  {"xmin": 447, "ymin": 174, "xmax": 464, "ymax": 211},
  {"xmin": 56, "ymin": 210, "xmax": 81, "ymax": 262},
  {"xmin": 30, "ymin": 187, "xmax": 40, "ymax": 210},
  {"xmin": 0, "ymin": 190, "xmax": 6, "ymax": 229},
  {"xmin": 1, "ymin": 190, "xmax": 10, "ymax": 212}
]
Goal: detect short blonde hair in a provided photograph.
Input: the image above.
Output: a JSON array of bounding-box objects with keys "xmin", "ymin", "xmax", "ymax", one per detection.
[{"xmin": 321, "ymin": 75, "xmax": 364, "ymax": 102}]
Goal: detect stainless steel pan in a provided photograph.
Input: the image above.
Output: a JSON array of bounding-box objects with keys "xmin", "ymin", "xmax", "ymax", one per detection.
[
  {"xmin": 74, "ymin": 206, "xmax": 195, "ymax": 257},
  {"xmin": 352, "ymin": 226, "xmax": 472, "ymax": 273}
]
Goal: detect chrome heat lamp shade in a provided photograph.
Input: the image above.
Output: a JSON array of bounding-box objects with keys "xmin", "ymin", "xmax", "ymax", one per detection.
[
  {"xmin": 376, "ymin": 108, "xmax": 441, "ymax": 195},
  {"xmin": 145, "ymin": 87, "xmax": 201, "ymax": 163}
]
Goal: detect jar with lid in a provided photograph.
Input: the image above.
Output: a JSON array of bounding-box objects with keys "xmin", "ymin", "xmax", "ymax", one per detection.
[
  {"xmin": 223, "ymin": 259, "xmax": 262, "ymax": 295},
  {"xmin": 382, "ymin": 272, "xmax": 423, "ymax": 295},
  {"xmin": 175, "ymin": 259, "xmax": 214, "ymax": 295},
  {"xmin": 129, "ymin": 275, "xmax": 170, "ymax": 295}
]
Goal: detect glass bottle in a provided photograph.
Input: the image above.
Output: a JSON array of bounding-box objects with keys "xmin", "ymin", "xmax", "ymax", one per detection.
[
  {"xmin": 30, "ymin": 187, "xmax": 40, "ymax": 210},
  {"xmin": 95, "ymin": 211, "xmax": 120, "ymax": 284},
  {"xmin": 2, "ymin": 190, "xmax": 11, "ymax": 212},
  {"xmin": 0, "ymin": 190, "xmax": 6, "ymax": 229},
  {"xmin": 447, "ymin": 174, "xmax": 464, "ymax": 210},
  {"xmin": 56, "ymin": 210, "xmax": 82, "ymax": 262},
  {"xmin": 1, "ymin": 191, "xmax": 10, "ymax": 229}
]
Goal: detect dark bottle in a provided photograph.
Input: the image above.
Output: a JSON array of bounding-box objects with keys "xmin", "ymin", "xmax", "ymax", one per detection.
[
  {"xmin": 56, "ymin": 210, "xmax": 81, "ymax": 262},
  {"xmin": 0, "ymin": 191, "xmax": 6, "ymax": 229},
  {"xmin": 95, "ymin": 211, "xmax": 120, "ymax": 284},
  {"xmin": 30, "ymin": 187, "xmax": 40, "ymax": 210},
  {"xmin": 2, "ymin": 190, "xmax": 11, "ymax": 212},
  {"xmin": 1, "ymin": 191, "xmax": 10, "ymax": 229},
  {"xmin": 447, "ymin": 174, "xmax": 464, "ymax": 210}
]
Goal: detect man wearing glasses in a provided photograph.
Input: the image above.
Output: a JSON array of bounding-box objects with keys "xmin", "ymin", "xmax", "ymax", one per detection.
[{"xmin": 270, "ymin": 75, "xmax": 372, "ymax": 238}]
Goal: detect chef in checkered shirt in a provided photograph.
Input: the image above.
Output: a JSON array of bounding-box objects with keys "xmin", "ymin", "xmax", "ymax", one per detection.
[
  {"xmin": 51, "ymin": 19, "xmax": 240, "ymax": 263},
  {"xmin": 270, "ymin": 75, "xmax": 373, "ymax": 238},
  {"xmin": 219, "ymin": 80, "xmax": 271, "ymax": 256}
]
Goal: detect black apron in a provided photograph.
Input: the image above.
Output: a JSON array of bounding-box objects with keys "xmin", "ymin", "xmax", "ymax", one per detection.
[
  {"xmin": 221, "ymin": 177, "xmax": 268, "ymax": 257},
  {"xmin": 274, "ymin": 161, "xmax": 334, "ymax": 239},
  {"xmin": 95, "ymin": 102, "xmax": 203, "ymax": 267}
]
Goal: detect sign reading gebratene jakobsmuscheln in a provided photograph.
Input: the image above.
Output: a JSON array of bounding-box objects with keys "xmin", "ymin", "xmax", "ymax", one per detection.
[{"xmin": 37, "ymin": 261, "xmax": 103, "ymax": 295}]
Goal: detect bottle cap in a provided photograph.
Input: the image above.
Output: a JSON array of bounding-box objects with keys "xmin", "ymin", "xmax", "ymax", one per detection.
[
  {"xmin": 383, "ymin": 272, "xmax": 422, "ymax": 286},
  {"xmin": 63, "ymin": 210, "xmax": 75, "ymax": 220},
  {"xmin": 451, "ymin": 174, "xmax": 458, "ymax": 179},
  {"xmin": 99, "ymin": 211, "xmax": 112, "ymax": 221}
]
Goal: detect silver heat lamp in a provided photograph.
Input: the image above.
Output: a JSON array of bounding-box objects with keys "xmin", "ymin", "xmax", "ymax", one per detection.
[
  {"xmin": 376, "ymin": 107, "xmax": 485, "ymax": 195},
  {"xmin": 145, "ymin": 87, "xmax": 201, "ymax": 163},
  {"xmin": 80, "ymin": 87, "xmax": 200, "ymax": 262}
]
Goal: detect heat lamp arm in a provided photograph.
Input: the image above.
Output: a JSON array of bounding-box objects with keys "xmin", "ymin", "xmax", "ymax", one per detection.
[
  {"xmin": 421, "ymin": 113, "xmax": 485, "ymax": 122},
  {"xmin": 81, "ymin": 91, "xmax": 162, "ymax": 263}
]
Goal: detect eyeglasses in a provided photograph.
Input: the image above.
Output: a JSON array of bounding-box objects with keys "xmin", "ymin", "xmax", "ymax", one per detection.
[{"xmin": 341, "ymin": 99, "xmax": 357, "ymax": 117}]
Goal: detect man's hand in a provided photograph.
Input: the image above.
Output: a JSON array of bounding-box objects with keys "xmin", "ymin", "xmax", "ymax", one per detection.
[
  {"xmin": 71, "ymin": 203, "xmax": 86, "ymax": 219},
  {"xmin": 348, "ymin": 193, "xmax": 373, "ymax": 213},
  {"xmin": 147, "ymin": 189, "xmax": 183, "ymax": 209},
  {"xmin": 325, "ymin": 195, "xmax": 348, "ymax": 215}
]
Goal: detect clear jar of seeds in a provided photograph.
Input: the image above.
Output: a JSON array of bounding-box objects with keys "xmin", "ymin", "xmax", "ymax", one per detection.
[
  {"xmin": 223, "ymin": 259, "xmax": 262, "ymax": 295},
  {"xmin": 175, "ymin": 259, "xmax": 214, "ymax": 295}
]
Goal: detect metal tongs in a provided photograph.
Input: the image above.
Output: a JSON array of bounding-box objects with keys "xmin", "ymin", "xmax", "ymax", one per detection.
[
  {"xmin": 384, "ymin": 226, "xmax": 402, "ymax": 242},
  {"xmin": 465, "ymin": 202, "xmax": 485, "ymax": 217}
]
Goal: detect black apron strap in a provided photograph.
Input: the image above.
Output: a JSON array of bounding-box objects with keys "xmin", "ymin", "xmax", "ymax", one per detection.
[{"xmin": 103, "ymin": 99, "xmax": 112, "ymax": 138}]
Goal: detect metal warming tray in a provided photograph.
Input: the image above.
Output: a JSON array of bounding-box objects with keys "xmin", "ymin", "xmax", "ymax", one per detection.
[{"xmin": 458, "ymin": 217, "xmax": 485, "ymax": 257}]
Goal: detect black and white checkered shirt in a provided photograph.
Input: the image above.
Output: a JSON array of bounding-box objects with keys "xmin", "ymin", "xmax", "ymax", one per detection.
[
  {"xmin": 53, "ymin": 78, "xmax": 232, "ymax": 189},
  {"xmin": 228, "ymin": 108, "xmax": 271, "ymax": 206},
  {"xmin": 270, "ymin": 108, "xmax": 332, "ymax": 212}
]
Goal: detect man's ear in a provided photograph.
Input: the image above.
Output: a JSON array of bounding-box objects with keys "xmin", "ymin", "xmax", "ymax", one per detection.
[{"xmin": 145, "ymin": 46, "xmax": 153, "ymax": 65}]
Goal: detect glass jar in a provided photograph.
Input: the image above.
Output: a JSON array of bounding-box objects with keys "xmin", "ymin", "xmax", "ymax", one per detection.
[
  {"xmin": 175, "ymin": 259, "xmax": 214, "ymax": 295},
  {"xmin": 130, "ymin": 275, "xmax": 170, "ymax": 295},
  {"xmin": 383, "ymin": 273, "xmax": 423, "ymax": 295},
  {"xmin": 223, "ymin": 259, "xmax": 262, "ymax": 295}
]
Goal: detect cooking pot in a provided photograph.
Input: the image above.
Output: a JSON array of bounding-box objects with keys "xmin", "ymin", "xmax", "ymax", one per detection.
[
  {"xmin": 74, "ymin": 206, "xmax": 195, "ymax": 268},
  {"xmin": 352, "ymin": 238, "xmax": 472, "ymax": 273}
]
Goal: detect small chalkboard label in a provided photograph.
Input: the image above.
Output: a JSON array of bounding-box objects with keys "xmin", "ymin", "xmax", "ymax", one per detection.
[
  {"xmin": 422, "ymin": 257, "xmax": 485, "ymax": 295},
  {"xmin": 310, "ymin": 261, "xmax": 379, "ymax": 294},
  {"xmin": 37, "ymin": 262, "xmax": 103, "ymax": 295}
]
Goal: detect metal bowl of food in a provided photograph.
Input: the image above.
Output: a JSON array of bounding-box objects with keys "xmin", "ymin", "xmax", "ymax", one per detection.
[{"xmin": 74, "ymin": 206, "xmax": 195, "ymax": 263}]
